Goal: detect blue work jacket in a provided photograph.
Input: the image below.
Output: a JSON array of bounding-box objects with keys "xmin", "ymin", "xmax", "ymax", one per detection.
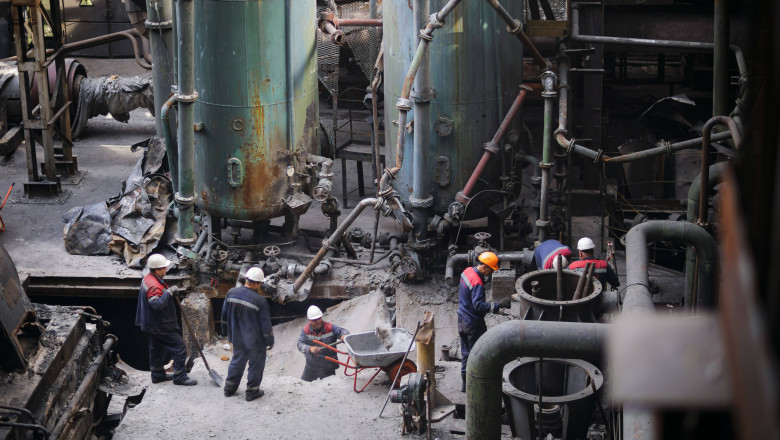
[
  {"xmin": 222, "ymin": 285, "xmax": 274, "ymax": 351},
  {"xmin": 457, "ymin": 266, "xmax": 500, "ymax": 328},
  {"xmin": 135, "ymin": 273, "xmax": 179, "ymax": 334}
]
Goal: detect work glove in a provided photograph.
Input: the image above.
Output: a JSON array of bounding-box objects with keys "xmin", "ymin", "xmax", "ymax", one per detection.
[
  {"xmin": 498, "ymin": 298, "xmax": 512, "ymax": 309},
  {"xmin": 167, "ymin": 285, "xmax": 181, "ymax": 298}
]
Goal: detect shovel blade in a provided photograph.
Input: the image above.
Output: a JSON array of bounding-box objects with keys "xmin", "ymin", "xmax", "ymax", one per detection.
[{"xmin": 209, "ymin": 369, "xmax": 224, "ymax": 387}]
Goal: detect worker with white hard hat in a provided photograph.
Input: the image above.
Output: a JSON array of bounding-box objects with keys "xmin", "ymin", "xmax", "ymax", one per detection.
[
  {"xmin": 296, "ymin": 305, "xmax": 349, "ymax": 382},
  {"xmin": 567, "ymin": 237, "xmax": 620, "ymax": 289},
  {"xmin": 135, "ymin": 254, "xmax": 198, "ymax": 386},
  {"xmin": 222, "ymin": 266, "xmax": 274, "ymax": 401}
]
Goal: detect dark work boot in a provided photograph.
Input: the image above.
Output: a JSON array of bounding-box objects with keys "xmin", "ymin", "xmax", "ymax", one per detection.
[
  {"xmin": 461, "ymin": 373, "xmax": 466, "ymax": 393},
  {"xmin": 151, "ymin": 373, "xmax": 173, "ymax": 384},
  {"xmin": 173, "ymin": 377, "xmax": 198, "ymax": 386},
  {"xmin": 245, "ymin": 389, "xmax": 265, "ymax": 401}
]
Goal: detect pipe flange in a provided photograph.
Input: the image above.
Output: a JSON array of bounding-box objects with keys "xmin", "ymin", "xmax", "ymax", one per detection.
[
  {"xmin": 553, "ymin": 127, "xmax": 567, "ymax": 136},
  {"xmin": 418, "ymin": 30, "xmax": 434, "ymax": 42},
  {"xmin": 483, "ymin": 141, "xmax": 499, "ymax": 154},
  {"xmin": 662, "ymin": 140, "xmax": 673, "ymax": 156},
  {"xmin": 428, "ymin": 12, "xmax": 444, "ymax": 30},
  {"xmin": 593, "ymin": 149, "xmax": 604, "ymax": 163},
  {"xmin": 506, "ymin": 19, "xmax": 522, "ymax": 35},
  {"xmin": 175, "ymin": 90, "xmax": 199, "ymax": 103},
  {"xmin": 175, "ymin": 234, "xmax": 198, "ymax": 246},
  {"xmin": 519, "ymin": 84, "xmax": 534, "ymax": 93},
  {"xmin": 409, "ymin": 195, "xmax": 434, "ymax": 208},
  {"xmin": 535, "ymin": 219, "xmax": 551, "ymax": 228},
  {"xmin": 174, "ymin": 192, "xmax": 196, "ymax": 207},
  {"xmin": 144, "ymin": 19, "xmax": 173, "ymax": 30},
  {"xmin": 318, "ymin": 171, "xmax": 335, "ymax": 179},
  {"xmin": 455, "ymin": 191, "xmax": 470, "ymax": 204},
  {"xmin": 539, "ymin": 162, "xmax": 553, "ymax": 169},
  {"xmin": 396, "ymin": 98, "xmax": 413, "ymax": 111},
  {"xmin": 566, "ymin": 137, "xmax": 577, "ymax": 154}
]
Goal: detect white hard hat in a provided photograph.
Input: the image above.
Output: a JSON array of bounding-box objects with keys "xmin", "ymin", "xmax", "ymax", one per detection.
[
  {"xmin": 245, "ymin": 267, "xmax": 265, "ymax": 283},
  {"xmin": 307, "ymin": 305, "xmax": 323, "ymax": 321},
  {"xmin": 552, "ymin": 255, "xmax": 569, "ymax": 270},
  {"xmin": 577, "ymin": 237, "xmax": 596, "ymax": 251},
  {"xmin": 147, "ymin": 254, "xmax": 171, "ymax": 269}
]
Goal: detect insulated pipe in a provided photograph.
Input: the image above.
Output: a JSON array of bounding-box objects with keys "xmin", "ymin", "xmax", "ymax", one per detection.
[
  {"xmin": 465, "ymin": 320, "xmax": 606, "ymax": 440},
  {"xmin": 458, "ymin": 86, "xmax": 531, "ymax": 202},
  {"xmin": 538, "ymin": 71, "xmax": 557, "ymax": 243},
  {"xmin": 685, "ymin": 162, "xmax": 727, "ymax": 311},
  {"xmin": 293, "ymin": 198, "xmax": 381, "ymax": 293},
  {"xmin": 145, "ymin": 0, "xmax": 176, "ymax": 144},
  {"xmin": 699, "ymin": 117, "xmax": 742, "ymax": 224},
  {"xmin": 624, "ymin": 221, "xmax": 718, "ymax": 314},
  {"xmin": 484, "ymin": 0, "xmax": 548, "ymax": 69},
  {"xmin": 445, "ymin": 250, "xmax": 533, "ymax": 284},
  {"xmin": 50, "ymin": 336, "xmax": 117, "ymax": 439},
  {"xmin": 174, "ymin": 0, "xmax": 196, "ymax": 245},
  {"xmin": 411, "ymin": 0, "xmax": 433, "ymax": 236},
  {"xmin": 160, "ymin": 95, "xmax": 178, "ymax": 190}
]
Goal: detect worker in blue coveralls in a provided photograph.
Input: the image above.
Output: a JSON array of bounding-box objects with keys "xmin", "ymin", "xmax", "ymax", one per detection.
[
  {"xmin": 457, "ymin": 251, "xmax": 511, "ymax": 392},
  {"xmin": 222, "ymin": 267, "xmax": 274, "ymax": 401},
  {"xmin": 297, "ymin": 305, "xmax": 350, "ymax": 382},
  {"xmin": 533, "ymin": 238, "xmax": 571, "ymax": 270},
  {"xmin": 135, "ymin": 254, "xmax": 197, "ymax": 386}
]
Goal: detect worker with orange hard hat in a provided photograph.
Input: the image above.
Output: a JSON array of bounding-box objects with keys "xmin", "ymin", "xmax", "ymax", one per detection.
[{"xmin": 457, "ymin": 251, "xmax": 510, "ymax": 392}]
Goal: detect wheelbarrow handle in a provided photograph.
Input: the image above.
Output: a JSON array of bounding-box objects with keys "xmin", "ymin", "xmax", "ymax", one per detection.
[{"xmin": 313, "ymin": 339, "xmax": 346, "ymax": 355}]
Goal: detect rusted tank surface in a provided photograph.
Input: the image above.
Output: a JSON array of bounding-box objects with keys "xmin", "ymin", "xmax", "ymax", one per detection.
[
  {"xmin": 193, "ymin": 0, "xmax": 318, "ymax": 220},
  {"xmin": 383, "ymin": 0, "xmax": 524, "ymax": 214}
]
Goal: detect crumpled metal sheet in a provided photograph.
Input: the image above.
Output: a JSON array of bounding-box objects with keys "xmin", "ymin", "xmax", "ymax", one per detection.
[
  {"xmin": 62, "ymin": 202, "xmax": 113, "ymax": 255},
  {"xmin": 72, "ymin": 75, "xmax": 155, "ymax": 138}
]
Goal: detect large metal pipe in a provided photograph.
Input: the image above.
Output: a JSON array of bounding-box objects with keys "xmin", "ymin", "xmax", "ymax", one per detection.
[
  {"xmin": 685, "ymin": 162, "xmax": 727, "ymax": 309},
  {"xmin": 160, "ymin": 95, "xmax": 178, "ymax": 190},
  {"xmin": 410, "ymin": 0, "xmax": 433, "ymax": 238},
  {"xmin": 538, "ymin": 71, "xmax": 557, "ymax": 243},
  {"xmin": 483, "ymin": 0, "xmax": 547, "ymax": 69},
  {"xmin": 50, "ymin": 336, "xmax": 117, "ymax": 439},
  {"xmin": 699, "ymin": 117, "xmax": 742, "ymax": 224},
  {"xmin": 174, "ymin": 0, "xmax": 196, "ymax": 245},
  {"xmin": 458, "ymin": 86, "xmax": 530, "ymax": 202},
  {"xmin": 713, "ymin": 0, "xmax": 730, "ymax": 117},
  {"xmin": 625, "ymin": 221, "xmax": 718, "ymax": 314},
  {"xmin": 145, "ymin": 0, "xmax": 175, "ymax": 139},
  {"xmin": 465, "ymin": 320, "xmax": 607, "ymax": 440}
]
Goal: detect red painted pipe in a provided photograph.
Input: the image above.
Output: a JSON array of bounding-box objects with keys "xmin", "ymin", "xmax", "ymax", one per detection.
[
  {"xmin": 336, "ymin": 18, "xmax": 383, "ymax": 27},
  {"xmin": 459, "ymin": 87, "xmax": 530, "ymax": 200}
]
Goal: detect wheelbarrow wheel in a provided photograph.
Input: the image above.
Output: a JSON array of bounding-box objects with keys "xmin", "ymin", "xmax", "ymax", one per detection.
[{"xmin": 387, "ymin": 359, "xmax": 416, "ymax": 387}]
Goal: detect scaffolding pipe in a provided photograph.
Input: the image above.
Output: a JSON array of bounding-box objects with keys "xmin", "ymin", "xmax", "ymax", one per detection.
[
  {"xmin": 624, "ymin": 221, "xmax": 718, "ymax": 314},
  {"xmin": 174, "ymin": 0, "xmax": 196, "ymax": 245},
  {"xmin": 293, "ymin": 198, "xmax": 381, "ymax": 293},
  {"xmin": 458, "ymin": 86, "xmax": 531, "ymax": 202},
  {"xmin": 465, "ymin": 320, "xmax": 606, "ymax": 440},
  {"xmin": 484, "ymin": 0, "xmax": 548, "ymax": 69}
]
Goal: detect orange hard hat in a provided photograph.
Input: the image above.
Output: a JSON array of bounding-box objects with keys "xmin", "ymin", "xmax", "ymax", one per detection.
[{"xmin": 478, "ymin": 251, "xmax": 499, "ymax": 271}]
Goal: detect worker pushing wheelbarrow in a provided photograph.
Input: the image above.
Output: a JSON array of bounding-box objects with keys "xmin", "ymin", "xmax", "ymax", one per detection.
[{"xmin": 315, "ymin": 328, "xmax": 417, "ymax": 393}]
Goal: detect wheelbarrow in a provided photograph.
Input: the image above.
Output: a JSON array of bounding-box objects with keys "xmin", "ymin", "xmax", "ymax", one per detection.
[{"xmin": 315, "ymin": 328, "xmax": 417, "ymax": 393}]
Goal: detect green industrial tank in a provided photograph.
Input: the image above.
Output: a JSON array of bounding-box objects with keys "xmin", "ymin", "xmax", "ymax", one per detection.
[
  {"xmin": 194, "ymin": 0, "xmax": 319, "ymax": 220},
  {"xmin": 383, "ymin": 0, "xmax": 524, "ymax": 214}
]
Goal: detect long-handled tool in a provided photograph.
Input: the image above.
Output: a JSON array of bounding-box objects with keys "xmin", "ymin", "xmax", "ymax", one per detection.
[
  {"xmin": 0, "ymin": 182, "xmax": 15, "ymax": 233},
  {"xmin": 173, "ymin": 293, "xmax": 224, "ymax": 387}
]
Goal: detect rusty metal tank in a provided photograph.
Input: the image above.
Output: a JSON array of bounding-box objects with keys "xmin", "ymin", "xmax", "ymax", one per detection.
[
  {"xmin": 383, "ymin": 0, "xmax": 524, "ymax": 214},
  {"xmin": 193, "ymin": 0, "xmax": 319, "ymax": 220}
]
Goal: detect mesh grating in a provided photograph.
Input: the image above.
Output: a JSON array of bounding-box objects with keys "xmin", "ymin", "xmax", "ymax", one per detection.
[
  {"xmin": 526, "ymin": 0, "xmax": 568, "ymax": 21},
  {"xmin": 338, "ymin": 2, "xmax": 383, "ymax": 82}
]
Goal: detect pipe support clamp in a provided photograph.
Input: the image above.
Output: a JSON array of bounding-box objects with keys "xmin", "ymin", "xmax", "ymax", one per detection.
[
  {"xmin": 483, "ymin": 141, "xmax": 499, "ymax": 154},
  {"xmin": 174, "ymin": 192, "xmax": 196, "ymax": 207},
  {"xmin": 175, "ymin": 90, "xmax": 199, "ymax": 103},
  {"xmin": 144, "ymin": 19, "xmax": 173, "ymax": 29},
  {"xmin": 506, "ymin": 19, "xmax": 523, "ymax": 35},
  {"xmin": 396, "ymin": 98, "xmax": 413, "ymax": 111}
]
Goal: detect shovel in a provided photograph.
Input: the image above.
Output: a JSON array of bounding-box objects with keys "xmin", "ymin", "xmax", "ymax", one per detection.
[{"xmin": 173, "ymin": 293, "xmax": 224, "ymax": 387}]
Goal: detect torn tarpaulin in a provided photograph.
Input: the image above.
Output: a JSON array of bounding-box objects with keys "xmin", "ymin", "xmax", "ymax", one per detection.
[
  {"xmin": 72, "ymin": 75, "xmax": 155, "ymax": 138},
  {"xmin": 62, "ymin": 203, "xmax": 113, "ymax": 255}
]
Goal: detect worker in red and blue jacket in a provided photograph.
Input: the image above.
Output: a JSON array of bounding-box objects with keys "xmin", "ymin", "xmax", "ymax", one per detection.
[
  {"xmin": 222, "ymin": 267, "xmax": 274, "ymax": 401},
  {"xmin": 568, "ymin": 237, "xmax": 620, "ymax": 289},
  {"xmin": 457, "ymin": 251, "xmax": 511, "ymax": 392},
  {"xmin": 533, "ymin": 239, "xmax": 572, "ymax": 270},
  {"xmin": 135, "ymin": 254, "xmax": 197, "ymax": 386},
  {"xmin": 297, "ymin": 305, "xmax": 349, "ymax": 382}
]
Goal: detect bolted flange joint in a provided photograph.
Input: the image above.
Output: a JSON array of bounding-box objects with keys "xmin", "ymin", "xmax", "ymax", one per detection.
[
  {"xmin": 175, "ymin": 90, "xmax": 199, "ymax": 103},
  {"xmin": 506, "ymin": 19, "xmax": 522, "ymax": 35},
  {"xmin": 409, "ymin": 195, "xmax": 434, "ymax": 208},
  {"xmin": 174, "ymin": 192, "xmax": 196, "ymax": 207},
  {"xmin": 396, "ymin": 98, "xmax": 413, "ymax": 111}
]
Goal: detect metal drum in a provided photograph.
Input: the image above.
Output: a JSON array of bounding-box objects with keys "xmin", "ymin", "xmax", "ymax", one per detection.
[
  {"xmin": 383, "ymin": 0, "xmax": 524, "ymax": 214},
  {"xmin": 193, "ymin": 0, "xmax": 319, "ymax": 220}
]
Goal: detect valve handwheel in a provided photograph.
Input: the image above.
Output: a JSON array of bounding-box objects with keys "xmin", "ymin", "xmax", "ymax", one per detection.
[{"xmin": 263, "ymin": 245, "xmax": 281, "ymax": 257}]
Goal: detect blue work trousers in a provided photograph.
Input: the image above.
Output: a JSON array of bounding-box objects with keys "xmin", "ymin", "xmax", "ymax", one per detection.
[
  {"xmin": 458, "ymin": 317, "xmax": 487, "ymax": 376},
  {"xmin": 148, "ymin": 331, "xmax": 188, "ymax": 382},
  {"xmin": 225, "ymin": 344, "xmax": 267, "ymax": 392}
]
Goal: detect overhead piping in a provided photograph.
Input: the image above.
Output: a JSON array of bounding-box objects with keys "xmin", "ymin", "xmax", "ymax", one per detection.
[{"xmin": 483, "ymin": 0, "xmax": 548, "ymax": 69}]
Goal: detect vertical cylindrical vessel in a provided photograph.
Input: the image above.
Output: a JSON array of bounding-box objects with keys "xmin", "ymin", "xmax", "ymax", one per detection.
[
  {"xmin": 194, "ymin": 0, "xmax": 318, "ymax": 220},
  {"xmin": 383, "ymin": 0, "xmax": 523, "ymax": 214}
]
